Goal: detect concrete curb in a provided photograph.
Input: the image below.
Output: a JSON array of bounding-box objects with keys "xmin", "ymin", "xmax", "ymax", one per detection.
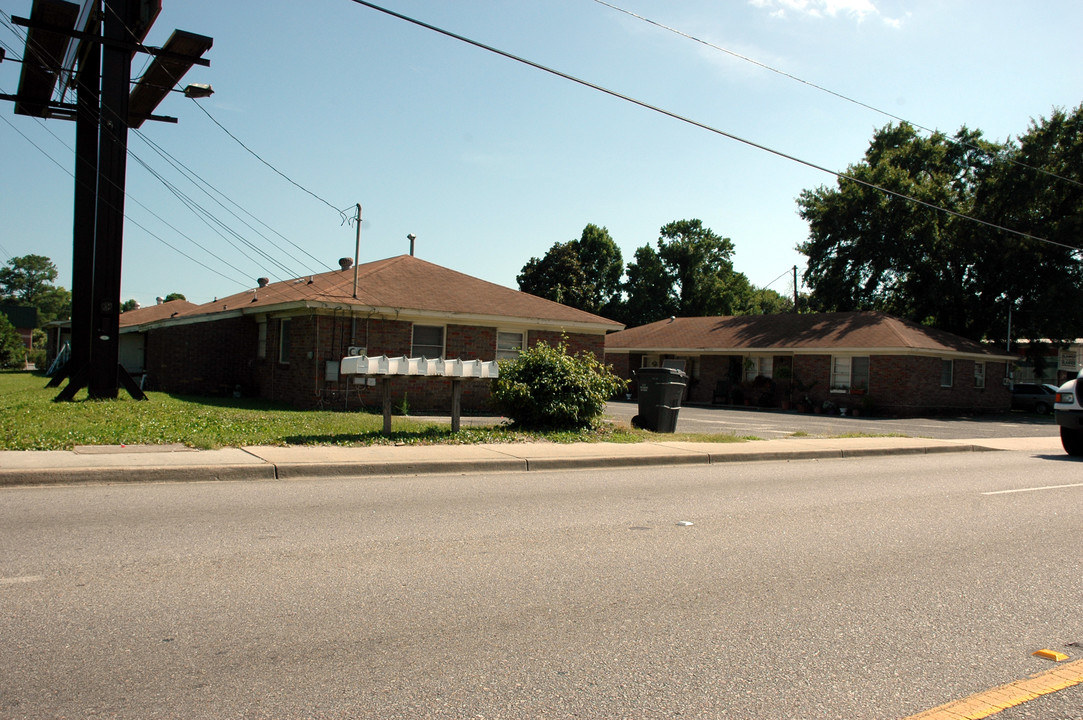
[
  {"xmin": 0, "ymin": 464, "xmax": 278, "ymax": 486},
  {"xmin": 0, "ymin": 438, "xmax": 1011, "ymax": 487},
  {"xmin": 272, "ymin": 458, "xmax": 529, "ymax": 480}
]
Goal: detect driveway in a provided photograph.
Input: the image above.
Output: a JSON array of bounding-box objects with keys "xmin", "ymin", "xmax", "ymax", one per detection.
[{"xmin": 604, "ymin": 400, "xmax": 1059, "ymax": 440}]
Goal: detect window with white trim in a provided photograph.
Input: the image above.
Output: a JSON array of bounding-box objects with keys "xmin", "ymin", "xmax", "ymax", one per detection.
[
  {"xmin": 940, "ymin": 359, "xmax": 954, "ymax": 388},
  {"xmin": 831, "ymin": 355, "xmax": 870, "ymax": 392},
  {"xmin": 974, "ymin": 361, "xmax": 985, "ymax": 388},
  {"xmin": 496, "ymin": 331, "xmax": 525, "ymax": 361},
  {"xmin": 411, "ymin": 325, "xmax": 444, "ymax": 358},
  {"xmin": 744, "ymin": 356, "xmax": 773, "ymax": 382}
]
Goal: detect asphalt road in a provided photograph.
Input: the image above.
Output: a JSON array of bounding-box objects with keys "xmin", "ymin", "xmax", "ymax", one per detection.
[
  {"xmin": 605, "ymin": 400, "xmax": 1061, "ymax": 440},
  {"xmin": 1, "ymin": 452, "xmax": 1081, "ymax": 719}
]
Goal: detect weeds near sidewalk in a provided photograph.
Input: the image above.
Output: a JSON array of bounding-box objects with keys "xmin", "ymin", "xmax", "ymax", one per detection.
[{"xmin": 0, "ymin": 372, "xmax": 750, "ymax": 450}]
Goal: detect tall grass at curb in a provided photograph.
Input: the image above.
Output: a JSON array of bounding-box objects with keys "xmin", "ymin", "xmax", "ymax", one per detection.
[{"xmin": 0, "ymin": 371, "xmax": 748, "ymax": 450}]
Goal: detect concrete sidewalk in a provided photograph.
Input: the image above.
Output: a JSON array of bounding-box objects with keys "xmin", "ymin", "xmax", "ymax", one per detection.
[{"xmin": 0, "ymin": 435, "xmax": 1066, "ymax": 487}]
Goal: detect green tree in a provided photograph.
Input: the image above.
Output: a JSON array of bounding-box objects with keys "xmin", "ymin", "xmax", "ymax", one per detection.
[
  {"xmin": 574, "ymin": 224, "xmax": 624, "ymax": 315},
  {"xmin": 121, "ymin": 299, "xmax": 140, "ymax": 312},
  {"xmin": 744, "ymin": 287, "xmax": 794, "ymax": 314},
  {"xmin": 0, "ymin": 255, "xmax": 71, "ymax": 324},
  {"xmin": 797, "ymin": 116, "xmax": 1083, "ymax": 342},
  {"xmin": 0, "ymin": 314, "xmax": 26, "ymax": 369},
  {"xmin": 163, "ymin": 292, "xmax": 187, "ymax": 302},
  {"xmin": 620, "ymin": 219, "xmax": 753, "ymax": 325},
  {"xmin": 516, "ymin": 224, "xmax": 623, "ymax": 316},
  {"xmin": 517, "ymin": 241, "xmax": 588, "ymax": 308},
  {"xmin": 620, "ymin": 244, "xmax": 676, "ymax": 326}
]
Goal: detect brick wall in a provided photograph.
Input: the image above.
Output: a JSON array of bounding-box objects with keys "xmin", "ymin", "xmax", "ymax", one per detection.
[
  {"xmin": 868, "ymin": 356, "xmax": 1010, "ymax": 415},
  {"xmin": 142, "ymin": 312, "xmax": 613, "ymax": 412},
  {"xmin": 144, "ymin": 316, "xmax": 257, "ymax": 396},
  {"xmin": 528, "ymin": 330, "xmax": 604, "ymax": 358},
  {"xmin": 605, "ymin": 350, "xmax": 1012, "ymax": 416}
]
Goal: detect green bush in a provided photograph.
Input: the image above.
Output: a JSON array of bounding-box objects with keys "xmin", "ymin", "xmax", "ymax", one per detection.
[
  {"xmin": 0, "ymin": 315, "xmax": 25, "ymax": 369},
  {"xmin": 492, "ymin": 340, "xmax": 626, "ymax": 430}
]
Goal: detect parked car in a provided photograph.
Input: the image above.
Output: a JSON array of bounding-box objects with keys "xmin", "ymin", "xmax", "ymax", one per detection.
[
  {"xmin": 1055, "ymin": 371, "xmax": 1083, "ymax": 456},
  {"xmin": 1010, "ymin": 383, "xmax": 1059, "ymax": 414}
]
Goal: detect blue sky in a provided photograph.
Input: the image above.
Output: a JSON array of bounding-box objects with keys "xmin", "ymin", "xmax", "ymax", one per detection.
[{"xmin": 2, "ymin": 0, "xmax": 1082, "ymax": 309}]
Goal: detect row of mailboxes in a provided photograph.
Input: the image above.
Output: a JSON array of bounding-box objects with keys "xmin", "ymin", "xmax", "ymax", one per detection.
[{"xmin": 338, "ymin": 355, "xmax": 500, "ymax": 379}]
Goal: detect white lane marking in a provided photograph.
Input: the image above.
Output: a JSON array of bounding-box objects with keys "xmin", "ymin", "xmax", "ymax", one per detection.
[
  {"xmin": 983, "ymin": 482, "xmax": 1083, "ymax": 496},
  {"xmin": 0, "ymin": 575, "xmax": 45, "ymax": 585}
]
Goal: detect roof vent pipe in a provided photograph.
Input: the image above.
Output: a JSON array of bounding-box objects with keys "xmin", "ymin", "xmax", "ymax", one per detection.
[
  {"xmin": 408, "ymin": 233, "xmax": 417, "ymax": 257},
  {"xmin": 257, "ymin": 277, "xmax": 269, "ymax": 288},
  {"xmin": 339, "ymin": 257, "xmax": 353, "ymax": 270}
]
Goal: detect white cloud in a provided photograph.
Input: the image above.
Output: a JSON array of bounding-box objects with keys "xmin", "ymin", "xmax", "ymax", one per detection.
[{"xmin": 750, "ymin": 0, "xmax": 903, "ymax": 26}]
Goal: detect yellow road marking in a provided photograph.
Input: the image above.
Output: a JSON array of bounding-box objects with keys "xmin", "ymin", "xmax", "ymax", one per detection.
[{"xmin": 901, "ymin": 658, "xmax": 1083, "ymax": 719}]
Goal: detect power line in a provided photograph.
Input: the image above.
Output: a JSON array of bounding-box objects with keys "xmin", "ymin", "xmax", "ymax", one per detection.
[
  {"xmin": 0, "ymin": 101, "xmax": 249, "ymax": 289},
  {"xmin": 189, "ymin": 101, "xmax": 353, "ymax": 223},
  {"xmin": 589, "ymin": 0, "xmax": 1083, "ymax": 190},
  {"xmin": 2, "ymin": 7, "xmax": 354, "ymax": 302},
  {"xmin": 132, "ymin": 130, "xmax": 326, "ymax": 275},
  {"xmin": 346, "ymin": 0, "xmax": 1080, "ymax": 254},
  {"xmin": 8, "ymin": 8, "xmax": 337, "ymax": 279},
  {"xmin": 99, "ymin": 1, "xmax": 352, "ymax": 224}
]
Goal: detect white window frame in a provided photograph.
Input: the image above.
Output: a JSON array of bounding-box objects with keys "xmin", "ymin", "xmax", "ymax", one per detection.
[
  {"xmin": 744, "ymin": 356, "xmax": 773, "ymax": 382},
  {"xmin": 974, "ymin": 361, "xmax": 985, "ymax": 388},
  {"xmin": 831, "ymin": 355, "xmax": 870, "ymax": 393},
  {"xmin": 411, "ymin": 324, "xmax": 445, "ymax": 359},
  {"xmin": 940, "ymin": 359, "xmax": 954, "ymax": 388},
  {"xmin": 496, "ymin": 330, "xmax": 525, "ymax": 361}
]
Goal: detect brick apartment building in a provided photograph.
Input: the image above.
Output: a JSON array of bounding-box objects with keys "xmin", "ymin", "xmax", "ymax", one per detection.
[
  {"xmin": 107, "ymin": 255, "xmax": 622, "ymax": 412},
  {"xmin": 604, "ymin": 312, "xmax": 1014, "ymax": 416}
]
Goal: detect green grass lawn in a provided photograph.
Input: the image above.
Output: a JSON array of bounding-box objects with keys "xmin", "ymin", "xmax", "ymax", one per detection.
[{"xmin": 0, "ymin": 371, "xmax": 750, "ymax": 450}]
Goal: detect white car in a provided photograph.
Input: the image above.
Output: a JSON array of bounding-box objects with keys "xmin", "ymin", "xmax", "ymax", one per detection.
[{"xmin": 1055, "ymin": 370, "xmax": 1083, "ymax": 457}]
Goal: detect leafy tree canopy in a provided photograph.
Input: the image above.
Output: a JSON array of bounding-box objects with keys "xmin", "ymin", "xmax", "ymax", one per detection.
[
  {"xmin": 0, "ymin": 314, "xmax": 26, "ymax": 369},
  {"xmin": 619, "ymin": 219, "xmax": 753, "ymax": 326},
  {"xmin": 0, "ymin": 255, "xmax": 71, "ymax": 325},
  {"xmin": 516, "ymin": 224, "xmax": 623, "ymax": 315},
  {"xmin": 163, "ymin": 292, "xmax": 187, "ymax": 302},
  {"xmin": 798, "ymin": 108, "xmax": 1083, "ymax": 343}
]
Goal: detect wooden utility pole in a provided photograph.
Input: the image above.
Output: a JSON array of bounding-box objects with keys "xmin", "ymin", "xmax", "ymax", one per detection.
[{"xmin": 793, "ymin": 265, "xmax": 799, "ymax": 312}]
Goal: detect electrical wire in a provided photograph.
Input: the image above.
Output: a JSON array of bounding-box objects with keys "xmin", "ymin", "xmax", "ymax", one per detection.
[
  {"xmin": 761, "ymin": 268, "xmax": 792, "ymax": 290},
  {"xmin": 1, "ymin": 42, "xmax": 260, "ymax": 292},
  {"xmin": 346, "ymin": 0, "xmax": 1080, "ymax": 254},
  {"xmin": 589, "ymin": 0, "xmax": 1083, "ymax": 190},
  {"xmin": 5, "ymin": 5, "xmax": 343, "ymax": 291},
  {"xmin": 0, "ymin": 101, "xmax": 249, "ymax": 288},
  {"xmin": 132, "ymin": 131, "xmax": 328, "ymax": 272},
  {"xmin": 99, "ymin": 1, "xmax": 351, "ymax": 258},
  {"xmin": 188, "ymin": 101, "xmax": 353, "ymax": 224},
  {"xmin": 1, "ymin": 20, "xmax": 275, "ymax": 285}
]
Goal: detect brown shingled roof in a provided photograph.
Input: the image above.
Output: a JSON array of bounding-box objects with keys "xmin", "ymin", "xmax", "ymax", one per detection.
[
  {"xmin": 179, "ymin": 255, "xmax": 622, "ymax": 329},
  {"xmin": 118, "ymin": 299, "xmax": 200, "ymax": 328},
  {"xmin": 605, "ymin": 312, "xmax": 1007, "ymax": 357}
]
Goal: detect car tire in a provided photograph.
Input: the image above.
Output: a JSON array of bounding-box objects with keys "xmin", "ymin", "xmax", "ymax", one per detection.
[
  {"xmin": 1035, "ymin": 402, "xmax": 1050, "ymax": 415},
  {"xmin": 1062, "ymin": 426, "xmax": 1083, "ymax": 457}
]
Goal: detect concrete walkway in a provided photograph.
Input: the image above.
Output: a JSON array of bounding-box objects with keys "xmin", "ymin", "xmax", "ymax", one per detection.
[{"xmin": 0, "ymin": 435, "xmax": 1066, "ymax": 487}]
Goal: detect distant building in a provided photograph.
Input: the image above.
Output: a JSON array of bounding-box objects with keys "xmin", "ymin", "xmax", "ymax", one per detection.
[
  {"xmin": 605, "ymin": 312, "xmax": 1015, "ymax": 416},
  {"xmin": 0, "ymin": 303, "xmax": 38, "ymax": 353}
]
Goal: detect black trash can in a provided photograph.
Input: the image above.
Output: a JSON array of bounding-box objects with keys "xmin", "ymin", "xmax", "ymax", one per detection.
[{"xmin": 632, "ymin": 367, "xmax": 688, "ymax": 432}]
